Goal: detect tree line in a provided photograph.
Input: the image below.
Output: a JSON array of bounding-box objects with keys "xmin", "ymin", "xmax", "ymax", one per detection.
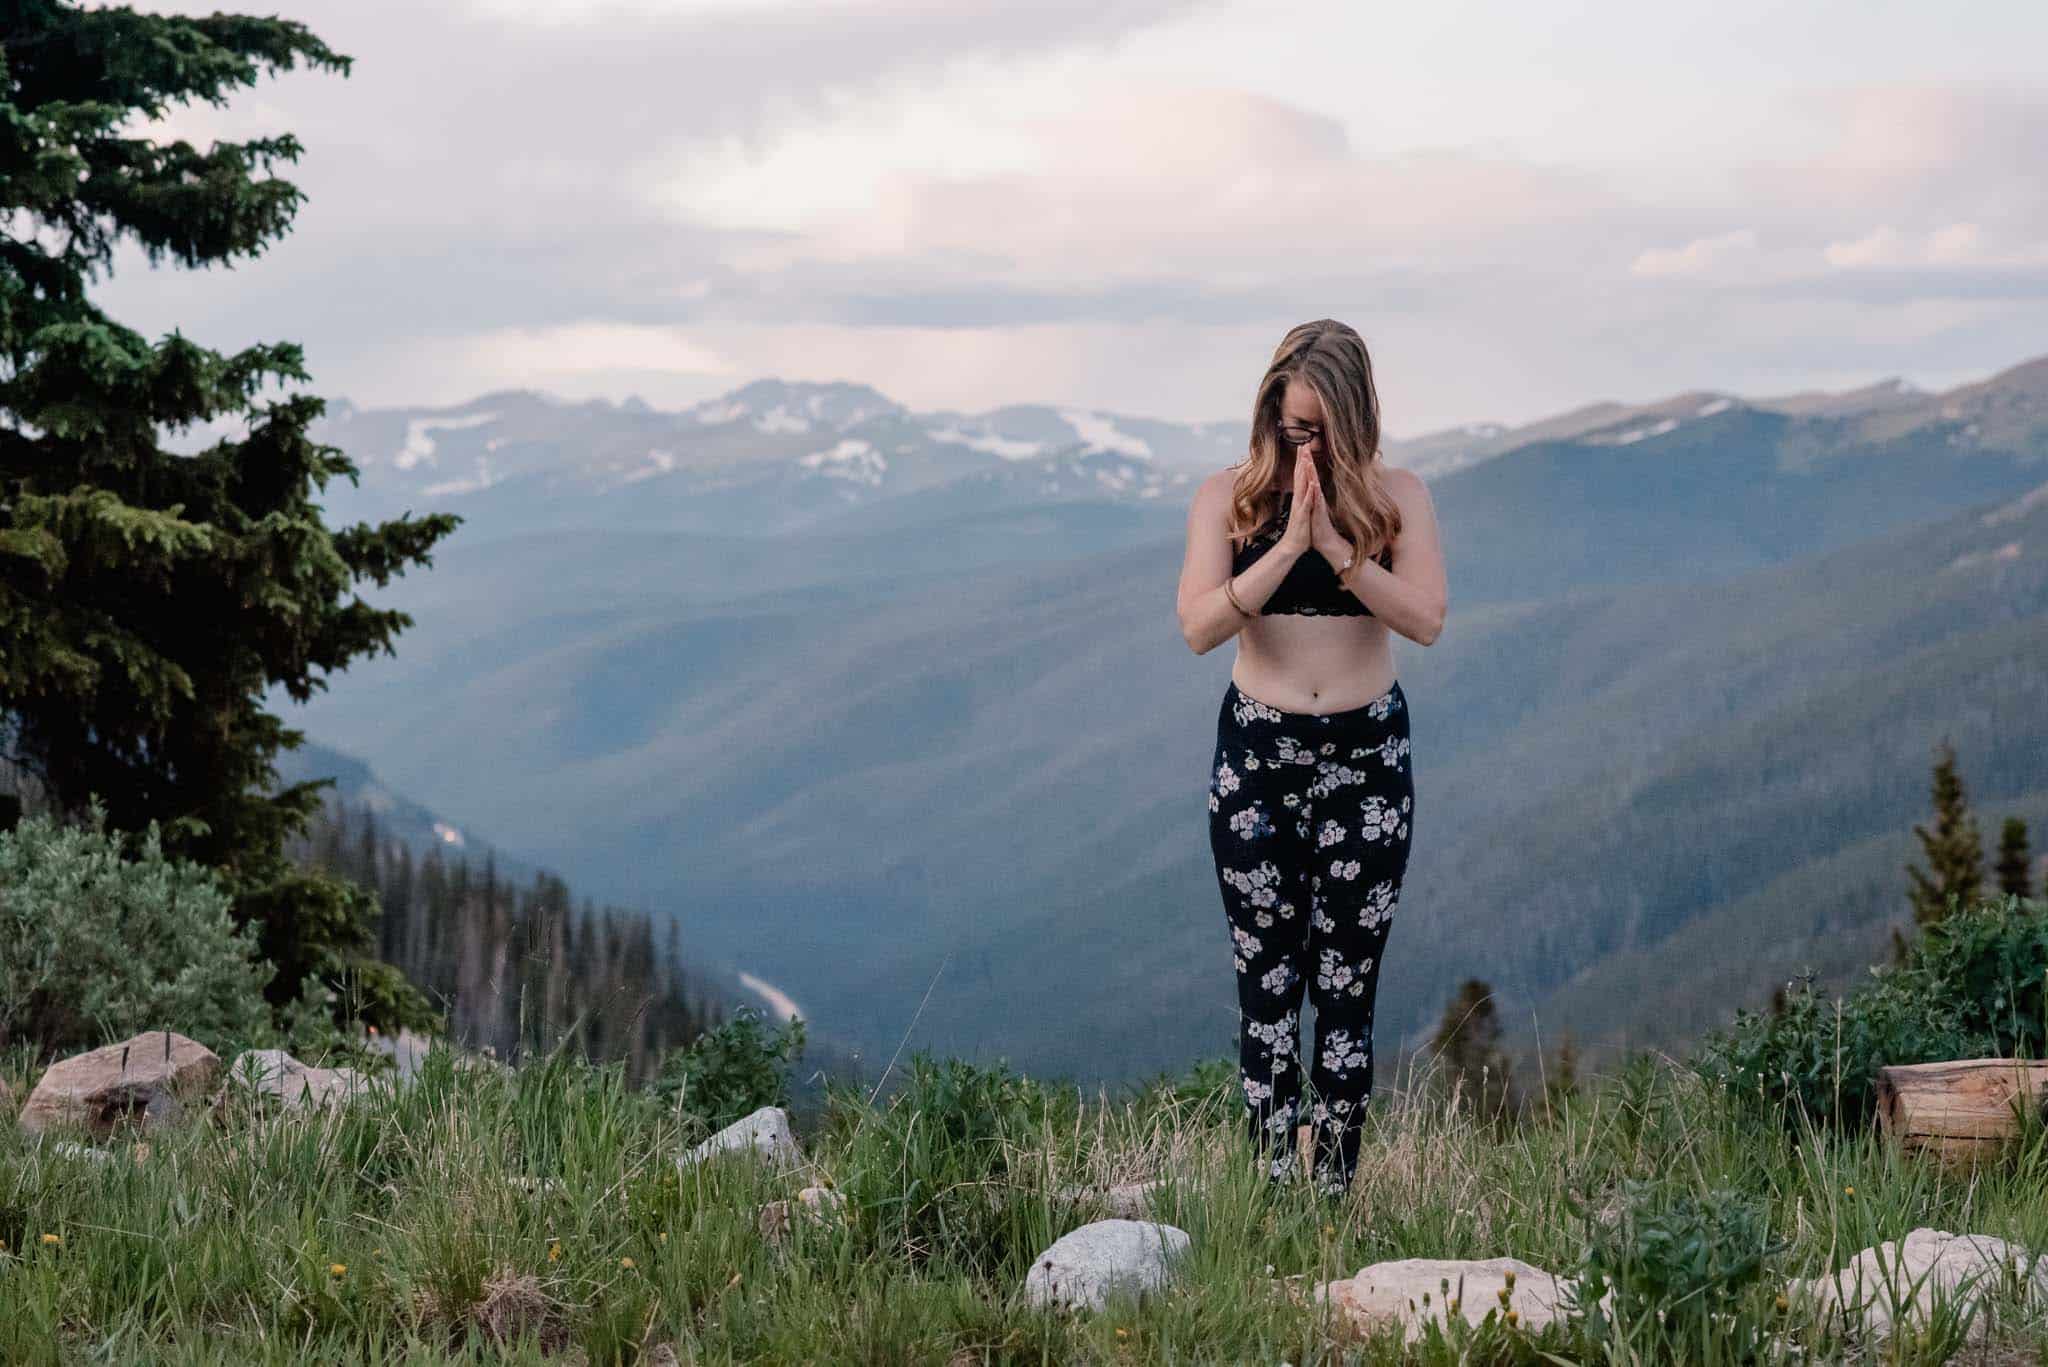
[
  {"xmin": 1429, "ymin": 736, "xmax": 2040, "ymax": 1132},
  {"xmin": 287, "ymin": 795, "xmax": 729, "ymax": 1087}
]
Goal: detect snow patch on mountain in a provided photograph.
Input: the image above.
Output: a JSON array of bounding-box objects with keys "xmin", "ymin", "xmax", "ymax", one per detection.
[
  {"xmin": 930, "ymin": 424, "xmax": 1045, "ymax": 460},
  {"xmin": 396, "ymin": 411, "xmax": 498, "ymax": 470},
  {"xmin": 690, "ymin": 398, "xmax": 748, "ymax": 425},
  {"xmin": 754, "ymin": 404, "xmax": 812, "ymax": 434},
  {"xmin": 798, "ymin": 438, "xmax": 886, "ymax": 486},
  {"xmin": 1059, "ymin": 408, "xmax": 1153, "ymax": 459},
  {"xmin": 1036, "ymin": 450, "xmax": 1176, "ymax": 499},
  {"xmin": 1982, "ymin": 480, "xmax": 2048, "ymax": 526},
  {"xmin": 1944, "ymin": 540, "xmax": 2024, "ymax": 572},
  {"xmin": 1696, "ymin": 397, "xmax": 1735, "ymax": 417},
  {"xmin": 1592, "ymin": 417, "xmax": 1681, "ymax": 446},
  {"xmin": 621, "ymin": 449, "xmax": 678, "ymax": 485},
  {"xmin": 423, "ymin": 456, "xmax": 499, "ymax": 497}
]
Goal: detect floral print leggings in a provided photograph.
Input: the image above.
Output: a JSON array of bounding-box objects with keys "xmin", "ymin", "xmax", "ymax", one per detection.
[{"xmin": 1207, "ymin": 677, "xmax": 1413, "ymax": 1196}]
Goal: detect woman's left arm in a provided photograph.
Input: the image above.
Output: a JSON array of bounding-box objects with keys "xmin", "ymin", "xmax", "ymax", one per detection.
[{"xmin": 1324, "ymin": 467, "xmax": 1447, "ymax": 645}]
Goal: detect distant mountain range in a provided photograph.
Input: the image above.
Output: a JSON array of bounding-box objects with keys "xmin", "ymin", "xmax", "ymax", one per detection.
[
  {"xmin": 303, "ymin": 358, "xmax": 2048, "ymax": 548},
  {"xmin": 305, "ymin": 380, "xmax": 1222, "ymax": 540},
  {"xmin": 269, "ymin": 354, "xmax": 2048, "ymax": 1086}
]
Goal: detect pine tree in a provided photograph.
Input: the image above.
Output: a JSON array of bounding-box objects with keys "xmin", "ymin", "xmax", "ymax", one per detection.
[
  {"xmin": 1905, "ymin": 738, "xmax": 1985, "ymax": 929},
  {"xmin": 357, "ymin": 807, "xmax": 382, "ymax": 903},
  {"xmin": 1995, "ymin": 817, "xmax": 2033, "ymax": 899},
  {"xmin": 1429, "ymin": 977, "xmax": 1518, "ymax": 1128},
  {"xmin": 0, "ymin": 2, "xmax": 460, "ymax": 1031},
  {"xmin": 1542, "ymin": 1031, "xmax": 1580, "ymax": 1120}
]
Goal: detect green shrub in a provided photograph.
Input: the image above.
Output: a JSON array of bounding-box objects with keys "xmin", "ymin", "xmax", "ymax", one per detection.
[
  {"xmin": 647, "ymin": 1004, "xmax": 804, "ymax": 1139},
  {"xmin": 825, "ymin": 1051, "xmax": 1072, "ymax": 1278},
  {"xmin": 1694, "ymin": 893, "xmax": 2047, "ymax": 1128},
  {"xmin": 1134, "ymin": 1054, "xmax": 1238, "ymax": 1117},
  {"xmin": 1564, "ymin": 1177, "xmax": 1789, "ymax": 1356},
  {"xmin": 1909, "ymin": 893, "xmax": 2048, "ymax": 1057},
  {"xmin": 0, "ymin": 799, "xmax": 274, "ymax": 1058},
  {"xmin": 888, "ymin": 1052, "xmax": 1067, "ymax": 1173}
]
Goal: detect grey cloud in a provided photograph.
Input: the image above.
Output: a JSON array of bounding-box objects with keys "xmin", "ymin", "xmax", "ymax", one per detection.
[
  {"xmin": 670, "ymin": 263, "xmax": 1452, "ymax": 328},
  {"xmin": 1754, "ymin": 263, "xmax": 2048, "ymax": 305},
  {"xmin": 96, "ymin": 0, "xmax": 1218, "ymax": 342},
  {"xmin": 87, "ymin": 6, "xmax": 2048, "ymax": 424}
]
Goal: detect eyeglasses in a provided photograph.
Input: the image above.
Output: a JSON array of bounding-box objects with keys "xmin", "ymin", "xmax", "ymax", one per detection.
[{"xmin": 1276, "ymin": 424, "xmax": 1323, "ymax": 447}]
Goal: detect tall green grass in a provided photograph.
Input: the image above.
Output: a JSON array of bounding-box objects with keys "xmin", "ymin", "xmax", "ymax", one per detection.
[{"xmin": 4, "ymin": 1029, "xmax": 2047, "ymax": 1364}]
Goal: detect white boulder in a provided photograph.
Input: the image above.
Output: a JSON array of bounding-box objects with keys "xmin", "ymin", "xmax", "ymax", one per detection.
[
  {"xmin": 1024, "ymin": 1218, "xmax": 1192, "ymax": 1312},
  {"xmin": 228, "ymin": 1049, "xmax": 373, "ymax": 1109},
  {"xmin": 678, "ymin": 1105, "xmax": 803, "ymax": 1172},
  {"xmin": 1786, "ymin": 1227, "xmax": 2048, "ymax": 1344}
]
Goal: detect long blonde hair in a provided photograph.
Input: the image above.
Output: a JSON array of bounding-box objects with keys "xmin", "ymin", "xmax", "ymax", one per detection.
[{"xmin": 1227, "ymin": 319, "xmax": 1402, "ymax": 562}]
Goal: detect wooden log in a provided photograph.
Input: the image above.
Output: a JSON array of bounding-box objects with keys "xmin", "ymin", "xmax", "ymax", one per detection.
[{"xmin": 1874, "ymin": 1058, "xmax": 2048, "ymax": 1167}]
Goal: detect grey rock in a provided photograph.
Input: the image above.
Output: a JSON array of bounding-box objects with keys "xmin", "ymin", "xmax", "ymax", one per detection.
[
  {"xmin": 1314, "ymin": 1255, "xmax": 1574, "ymax": 1345},
  {"xmin": 679, "ymin": 1105, "xmax": 803, "ymax": 1173},
  {"xmin": 362, "ymin": 1028, "xmax": 505, "ymax": 1084},
  {"xmin": 17, "ymin": 1030, "xmax": 220, "ymax": 1139},
  {"xmin": 1785, "ymin": 1227, "xmax": 2048, "ymax": 1344},
  {"xmin": 228, "ymin": 1049, "xmax": 374, "ymax": 1109},
  {"xmin": 1024, "ymin": 1218, "xmax": 1192, "ymax": 1312}
]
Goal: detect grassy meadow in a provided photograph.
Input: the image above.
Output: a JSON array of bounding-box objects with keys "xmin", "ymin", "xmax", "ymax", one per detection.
[{"xmin": 4, "ymin": 1029, "xmax": 2048, "ymax": 1365}]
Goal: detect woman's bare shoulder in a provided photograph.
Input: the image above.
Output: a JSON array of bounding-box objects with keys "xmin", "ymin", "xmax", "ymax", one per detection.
[
  {"xmin": 1378, "ymin": 463, "xmax": 1433, "ymax": 503},
  {"xmin": 1195, "ymin": 466, "xmax": 1246, "ymax": 508}
]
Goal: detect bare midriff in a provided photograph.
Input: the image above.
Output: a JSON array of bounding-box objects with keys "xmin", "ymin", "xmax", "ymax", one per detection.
[
  {"xmin": 1227, "ymin": 471, "xmax": 1397, "ymax": 715},
  {"xmin": 1229, "ymin": 609, "xmax": 1396, "ymax": 715}
]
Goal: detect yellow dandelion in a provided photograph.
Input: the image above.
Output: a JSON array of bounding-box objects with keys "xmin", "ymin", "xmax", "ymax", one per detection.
[
  {"xmin": 1503, "ymin": 1268, "xmax": 1516, "ymax": 1288},
  {"xmin": 547, "ymin": 1240, "xmax": 563, "ymax": 1262},
  {"xmin": 40, "ymin": 1233, "xmax": 61, "ymax": 1247},
  {"xmin": 1506, "ymin": 1309, "xmax": 1520, "ymax": 1327},
  {"xmin": 619, "ymin": 1256, "xmax": 636, "ymax": 1270},
  {"xmin": 1114, "ymin": 1328, "xmax": 1129, "ymax": 1339},
  {"xmin": 1843, "ymin": 1184, "xmax": 1854, "ymax": 1195},
  {"xmin": 1775, "ymin": 1293, "xmax": 1790, "ymax": 1312},
  {"xmin": 329, "ymin": 1263, "xmax": 346, "ymax": 1278},
  {"xmin": 659, "ymin": 1231, "xmax": 668, "ymax": 1244}
]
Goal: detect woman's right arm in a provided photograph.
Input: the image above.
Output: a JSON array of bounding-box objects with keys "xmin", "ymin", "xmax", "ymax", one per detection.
[{"xmin": 1177, "ymin": 470, "xmax": 1302, "ymax": 655}]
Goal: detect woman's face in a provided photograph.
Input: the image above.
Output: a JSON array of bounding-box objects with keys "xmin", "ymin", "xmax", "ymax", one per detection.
[{"xmin": 1279, "ymin": 377, "xmax": 1327, "ymax": 468}]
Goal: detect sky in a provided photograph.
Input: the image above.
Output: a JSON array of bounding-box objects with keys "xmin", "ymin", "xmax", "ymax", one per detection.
[{"xmin": 85, "ymin": 0, "xmax": 2048, "ymax": 436}]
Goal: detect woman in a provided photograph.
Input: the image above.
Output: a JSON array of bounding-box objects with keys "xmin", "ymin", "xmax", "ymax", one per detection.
[{"xmin": 1176, "ymin": 319, "xmax": 1447, "ymax": 1198}]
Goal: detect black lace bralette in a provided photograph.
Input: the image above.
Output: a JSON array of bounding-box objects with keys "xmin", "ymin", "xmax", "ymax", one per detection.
[{"xmin": 1230, "ymin": 493, "xmax": 1394, "ymax": 617}]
